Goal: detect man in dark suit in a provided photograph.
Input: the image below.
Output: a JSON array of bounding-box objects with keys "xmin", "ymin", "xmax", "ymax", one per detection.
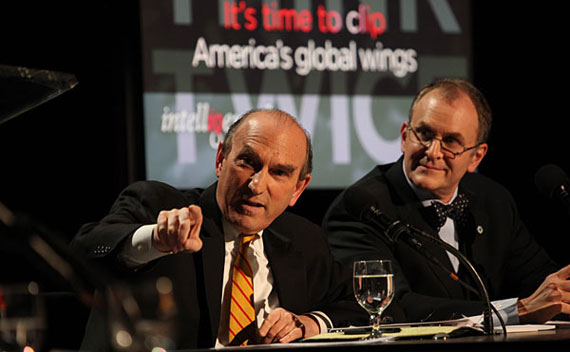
[
  {"xmin": 323, "ymin": 78, "xmax": 570, "ymax": 325},
  {"xmin": 71, "ymin": 109, "xmax": 372, "ymax": 350}
]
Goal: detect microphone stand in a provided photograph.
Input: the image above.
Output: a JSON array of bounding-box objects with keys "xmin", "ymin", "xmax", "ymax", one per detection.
[
  {"xmin": 405, "ymin": 223, "xmax": 506, "ymax": 335},
  {"xmin": 366, "ymin": 206, "xmax": 506, "ymax": 335}
]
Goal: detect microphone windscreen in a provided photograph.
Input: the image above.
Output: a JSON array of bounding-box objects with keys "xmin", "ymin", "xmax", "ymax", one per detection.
[{"xmin": 534, "ymin": 164, "xmax": 569, "ymax": 199}]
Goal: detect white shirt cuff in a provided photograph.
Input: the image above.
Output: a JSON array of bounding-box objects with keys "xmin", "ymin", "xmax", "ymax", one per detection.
[
  {"xmin": 491, "ymin": 297, "xmax": 520, "ymax": 325},
  {"xmin": 306, "ymin": 311, "xmax": 334, "ymax": 333},
  {"xmin": 119, "ymin": 224, "xmax": 170, "ymax": 267}
]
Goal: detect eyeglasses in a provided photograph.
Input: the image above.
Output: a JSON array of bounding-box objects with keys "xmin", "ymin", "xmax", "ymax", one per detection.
[{"xmin": 407, "ymin": 124, "xmax": 481, "ymax": 159}]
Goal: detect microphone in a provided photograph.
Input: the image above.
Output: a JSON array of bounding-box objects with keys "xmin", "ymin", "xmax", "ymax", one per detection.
[
  {"xmin": 362, "ymin": 206, "xmax": 409, "ymax": 243},
  {"xmin": 359, "ymin": 204, "xmax": 502, "ymax": 335},
  {"xmin": 363, "ymin": 206, "xmax": 469, "ymax": 289},
  {"xmin": 346, "ymin": 191, "xmax": 471, "ymax": 287},
  {"xmin": 363, "ymin": 206, "xmax": 442, "ymax": 264},
  {"xmin": 535, "ymin": 164, "xmax": 570, "ymax": 207}
]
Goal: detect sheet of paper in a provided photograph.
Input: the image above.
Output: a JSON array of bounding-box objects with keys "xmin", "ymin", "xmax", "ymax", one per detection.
[
  {"xmin": 328, "ymin": 316, "xmax": 478, "ymax": 332},
  {"xmin": 499, "ymin": 324, "xmax": 556, "ymax": 333},
  {"xmin": 304, "ymin": 325, "xmax": 479, "ymax": 342},
  {"xmin": 546, "ymin": 320, "xmax": 570, "ymax": 327}
]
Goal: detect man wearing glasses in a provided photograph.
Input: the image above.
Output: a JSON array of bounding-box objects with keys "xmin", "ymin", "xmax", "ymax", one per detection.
[{"xmin": 323, "ymin": 78, "xmax": 570, "ymax": 325}]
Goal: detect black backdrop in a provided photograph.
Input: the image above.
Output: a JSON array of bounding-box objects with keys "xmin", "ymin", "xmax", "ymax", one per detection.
[{"xmin": 1, "ymin": 1, "xmax": 569, "ymax": 350}]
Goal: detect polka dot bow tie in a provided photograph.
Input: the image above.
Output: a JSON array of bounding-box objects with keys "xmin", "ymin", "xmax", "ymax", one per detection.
[{"xmin": 425, "ymin": 193, "xmax": 470, "ymax": 232}]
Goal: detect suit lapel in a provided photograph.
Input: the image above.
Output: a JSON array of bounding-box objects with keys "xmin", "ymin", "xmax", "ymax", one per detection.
[
  {"xmin": 385, "ymin": 159, "xmax": 465, "ymax": 298},
  {"xmin": 197, "ymin": 184, "xmax": 225, "ymax": 343},
  {"xmin": 457, "ymin": 182, "xmax": 492, "ymax": 292},
  {"xmin": 262, "ymin": 226, "xmax": 306, "ymax": 313}
]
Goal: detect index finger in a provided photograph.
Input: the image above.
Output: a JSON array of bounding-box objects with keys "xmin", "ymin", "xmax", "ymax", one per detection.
[
  {"xmin": 181, "ymin": 205, "xmax": 203, "ymax": 252},
  {"xmin": 187, "ymin": 205, "xmax": 203, "ymax": 233}
]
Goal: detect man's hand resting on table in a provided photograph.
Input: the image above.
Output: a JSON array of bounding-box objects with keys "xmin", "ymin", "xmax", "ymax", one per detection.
[
  {"xmin": 258, "ymin": 308, "xmax": 320, "ymax": 343},
  {"xmin": 518, "ymin": 264, "xmax": 570, "ymax": 323}
]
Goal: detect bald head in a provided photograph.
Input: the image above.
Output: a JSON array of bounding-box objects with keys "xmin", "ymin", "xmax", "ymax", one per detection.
[{"xmin": 222, "ymin": 109, "xmax": 313, "ymax": 180}]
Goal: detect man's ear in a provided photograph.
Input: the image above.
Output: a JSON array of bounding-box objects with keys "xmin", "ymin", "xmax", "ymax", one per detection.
[
  {"xmin": 400, "ymin": 121, "xmax": 409, "ymax": 154},
  {"xmin": 467, "ymin": 143, "xmax": 488, "ymax": 173},
  {"xmin": 215, "ymin": 142, "xmax": 225, "ymax": 177},
  {"xmin": 288, "ymin": 174, "xmax": 312, "ymax": 207}
]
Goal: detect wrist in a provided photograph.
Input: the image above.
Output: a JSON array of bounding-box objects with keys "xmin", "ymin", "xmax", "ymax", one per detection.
[
  {"xmin": 298, "ymin": 314, "xmax": 320, "ymax": 338},
  {"xmin": 517, "ymin": 298, "xmax": 530, "ymax": 323},
  {"xmin": 151, "ymin": 225, "xmax": 172, "ymax": 253}
]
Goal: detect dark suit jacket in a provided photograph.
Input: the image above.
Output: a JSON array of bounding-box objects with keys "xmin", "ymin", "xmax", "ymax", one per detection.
[
  {"xmin": 323, "ymin": 158, "xmax": 559, "ymax": 322},
  {"xmin": 71, "ymin": 180, "xmax": 370, "ymax": 350}
]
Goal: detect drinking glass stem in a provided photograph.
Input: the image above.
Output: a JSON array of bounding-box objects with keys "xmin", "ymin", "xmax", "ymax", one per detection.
[{"xmin": 370, "ymin": 313, "xmax": 382, "ymax": 338}]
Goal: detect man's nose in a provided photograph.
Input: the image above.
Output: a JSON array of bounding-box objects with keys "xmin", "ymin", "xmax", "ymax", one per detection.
[
  {"xmin": 248, "ymin": 169, "xmax": 268, "ymax": 194},
  {"xmin": 425, "ymin": 138, "xmax": 444, "ymax": 160}
]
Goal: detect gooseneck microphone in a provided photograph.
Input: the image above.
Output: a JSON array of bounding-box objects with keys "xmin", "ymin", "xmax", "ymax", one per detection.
[
  {"xmin": 361, "ymin": 205, "xmax": 505, "ymax": 335},
  {"xmin": 535, "ymin": 164, "xmax": 570, "ymax": 209},
  {"xmin": 363, "ymin": 206, "xmax": 476, "ymax": 293},
  {"xmin": 363, "ymin": 206, "xmax": 408, "ymax": 242},
  {"xmin": 364, "ymin": 206, "xmax": 467, "ymax": 287}
]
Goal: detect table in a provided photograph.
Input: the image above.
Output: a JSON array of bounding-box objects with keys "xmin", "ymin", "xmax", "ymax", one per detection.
[{"xmin": 189, "ymin": 327, "xmax": 570, "ymax": 352}]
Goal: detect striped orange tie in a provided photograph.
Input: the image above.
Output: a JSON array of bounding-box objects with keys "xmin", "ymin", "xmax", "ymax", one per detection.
[{"xmin": 228, "ymin": 234, "xmax": 257, "ymax": 346}]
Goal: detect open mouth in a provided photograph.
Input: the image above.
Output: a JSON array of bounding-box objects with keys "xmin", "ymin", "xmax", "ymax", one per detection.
[
  {"xmin": 243, "ymin": 199, "xmax": 263, "ymax": 207},
  {"xmin": 238, "ymin": 199, "xmax": 265, "ymax": 212}
]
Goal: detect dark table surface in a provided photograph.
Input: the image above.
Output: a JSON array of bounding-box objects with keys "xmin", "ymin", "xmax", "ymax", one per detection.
[{"xmin": 188, "ymin": 325, "xmax": 570, "ymax": 352}]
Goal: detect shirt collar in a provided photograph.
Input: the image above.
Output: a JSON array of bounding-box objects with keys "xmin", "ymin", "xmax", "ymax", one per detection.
[{"xmin": 402, "ymin": 161, "xmax": 458, "ymax": 206}]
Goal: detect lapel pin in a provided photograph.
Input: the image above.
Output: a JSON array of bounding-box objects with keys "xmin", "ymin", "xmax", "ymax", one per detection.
[{"xmin": 476, "ymin": 225, "xmax": 484, "ymax": 235}]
